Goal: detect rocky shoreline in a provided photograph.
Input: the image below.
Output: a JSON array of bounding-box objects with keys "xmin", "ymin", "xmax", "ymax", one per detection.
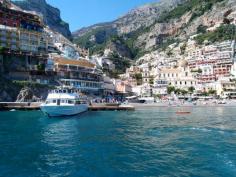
[{"xmin": 0, "ymin": 77, "xmax": 52, "ymax": 102}]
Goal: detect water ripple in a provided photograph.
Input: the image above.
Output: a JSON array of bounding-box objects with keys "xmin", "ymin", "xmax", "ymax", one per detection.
[{"xmin": 0, "ymin": 108, "xmax": 236, "ymax": 177}]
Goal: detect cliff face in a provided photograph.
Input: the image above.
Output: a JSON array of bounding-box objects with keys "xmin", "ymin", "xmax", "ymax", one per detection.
[
  {"xmin": 12, "ymin": 0, "xmax": 72, "ymax": 39},
  {"xmin": 73, "ymin": 0, "xmax": 233, "ymax": 59},
  {"xmin": 73, "ymin": 0, "xmax": 186, "ymax": 37},
  {"xmin": 72, "ymin": 0, "xmax": 188, "ymax": 58}
]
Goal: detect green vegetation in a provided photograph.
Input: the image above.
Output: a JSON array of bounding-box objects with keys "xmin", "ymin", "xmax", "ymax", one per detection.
[
  {"xmin": 133, "ymin": 73, "xmax": 142, "ymax": 85},
  {"xmin": 74, "ymin": 24, "xmax": 152, "ymax": 59},
  {"xmin": 149, "ymin": 76, "xmax": 154, "ymax": 85},
  {"xmin": 191, "ymin": 68, "xmax": 202, "ymax": 73},
  {"xmin": 37, "ymin": 63, "xmax": 45, "ymax": 71},
  {"xmin": 74, "ymin": 0, "xmax": 226, "ymax": 63},
  {"xmin": 208, "ymin": 89, "xmax": 217, "ymax": 95},
  {"xmin": 101, "ymin": 52, "xmax": 131, "ymax": 77},
  {"xmin": 108, "ymin": 53, "xmax": 131, "ymax": 72},
  {"xmin": 123, "ymin": 26, "xmax": 152, "ymax": 59},
  {"xmin": 188, "ymin": 86, "xmax": 195, "ymax": 93},
  {"xmin": 155, "ymin": 38, "xmax": 179, "ymax": 51},
  {"xmin": 167, "ymin": 86, "xmax": 196, "ymax": 95},
  {"xmin": 194, "ymin": 24, "xmax": 236, "ymax": 45},
  {"xmin": 201, "ymin": 89, "xmax": 217, "ymax": 96},
  {"xmin": 197, "ymin": 25, "xmax": 207, "ymax": 34},
  {"xmin": 180, "ymin": 42, "xmax": 187, "ymax": 54},
  {"xmin": 175, "ymin": 88, "xmax": 188, "ymax": 95},
  {"xmin": 0, "ymin": 46, "xmax": 6, "ymax": 54},
  {"xmin": 74, "ymin": 27, "xmax": 117, "ymax": 55},
  {"xmin": 13, "ymin": 81, "xmax": 54, "ymax": 89},
  {"xmin": 59, "ymin": 20, "xmax": 68, "ymax": 26},
  {"xmin": 157, "ymin": 0, "xmax": 224, "ymax": 23},
  {"xmin": 102, "ymin": 69, "xmax": 121, "ymax": 79},
  {"xmin": 167, "ymin": 86, "xmax": 176, "ymax": 94}
]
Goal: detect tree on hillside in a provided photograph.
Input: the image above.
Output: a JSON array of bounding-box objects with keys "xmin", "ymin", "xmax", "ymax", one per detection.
[
  {"xmin": 180, "ymin": 43, "xmax": 187, "ymax": 54},
  {"xmin": 0, "ymin": 46, "xmax": 6, "ymax": 54},
  {"xmin": 149, "ymin": 76, "xmax": 154, "ymax": 85},
  {"xmin": 181, "ymin": 89, "xmax": 188, "ymax": 95},
  {"xmin": 175, "ymin": 88, "xmax": 182, "ymax": 95},
  {"xmin": 197, "ymin": 25, "xmax": 207, "ymax": 34},
  {"xmin": 188, "ymin": 86, "xmax": 195, "ymax": 94},
  {"xmin": 134, "ymin": 73, "xmax": 142, "ymax": 85},
  {"xmin": 208, "ymin": 89, "xmax": 217, "ymax": 96},
  {"xmin": 167, "ymin": 86, "xmax": 175, "ymax": 94}
]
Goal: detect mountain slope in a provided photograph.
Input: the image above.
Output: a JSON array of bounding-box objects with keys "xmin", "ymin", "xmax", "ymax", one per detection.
[
  {"xmin": 73, "ymin": 0, "xmax": 186, "ymax": 37},
  {"xmin": 12, "ymin": 0, "xmax": 71, "ymax": 39},
  {"xmin": 73, "ymin": 0, "xmax": 231, "ymax": 59},
  {"xmin": 72, "ymin": 0, "xmax": 187, "ymax": 57}
]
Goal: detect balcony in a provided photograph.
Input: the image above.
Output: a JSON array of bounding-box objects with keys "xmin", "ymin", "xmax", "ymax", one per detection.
[
  {"xmin": 0, "ymin": 37, "xmax": 6, "ymax": 41},
  {"xmin": 10, "ymin": 45, "xmax": 17, "ymax": 50},
  {"xmin": 28, "ymin": 65, "xmax": 38, "ymax": 71}
]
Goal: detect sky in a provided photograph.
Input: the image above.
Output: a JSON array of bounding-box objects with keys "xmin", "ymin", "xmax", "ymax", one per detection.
[{"xmin": 46, "ymin": 0, "xmax": 158, "ymax": 32}]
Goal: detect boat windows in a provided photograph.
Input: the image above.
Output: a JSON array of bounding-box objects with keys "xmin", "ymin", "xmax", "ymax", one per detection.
[
  {"xmin": 68, "ymin": 100, "xmax": 74, "ymax": 104},
  {"xmin": 75, "ymin": 100, "xmax": 81, "ymax": 104},
  {"xmin": 53, "ymin": 100, "xmax": 56, "ymax": 103}
]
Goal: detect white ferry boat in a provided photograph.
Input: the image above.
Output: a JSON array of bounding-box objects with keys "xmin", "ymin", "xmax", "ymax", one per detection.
[{"xmin": 40, "ymin": 88, "xmax": 88, "ymax": 117}]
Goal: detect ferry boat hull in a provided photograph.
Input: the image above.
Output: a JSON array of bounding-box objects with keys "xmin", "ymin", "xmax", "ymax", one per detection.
[{"xmin": 40, "ymin": 104, "xmax": 88, "ymax": 117}]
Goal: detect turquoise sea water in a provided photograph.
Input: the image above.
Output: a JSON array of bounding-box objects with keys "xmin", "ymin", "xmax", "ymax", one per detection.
[{"xmin": 0, "ymin": 107, "xmax": 236, "ymax": 177}]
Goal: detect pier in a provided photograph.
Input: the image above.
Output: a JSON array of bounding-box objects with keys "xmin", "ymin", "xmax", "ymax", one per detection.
[
  {"xmin": 0, "ymin": 102, "xmax": 135, "ymax": 111},
  {"xmin": 88, "ymin": 104, "xmax": 135, "ymax": 111}
]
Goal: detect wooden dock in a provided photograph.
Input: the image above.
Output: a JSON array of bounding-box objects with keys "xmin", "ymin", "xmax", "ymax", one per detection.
[{"xmin": 0, "ymin": 102, "xmax": 135, "ymax": 111}]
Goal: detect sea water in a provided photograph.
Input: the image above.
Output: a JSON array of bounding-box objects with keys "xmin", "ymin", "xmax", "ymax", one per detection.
[{"xmin": 0, "ymin": 107, "xmax": 236, "ymax": 177}]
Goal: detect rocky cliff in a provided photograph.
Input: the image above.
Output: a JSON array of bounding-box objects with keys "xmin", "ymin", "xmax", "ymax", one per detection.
[
  {"xmin": 72, "ymin": 0, "xmax": 187, "ymax": 57},
  {"xmin": 12, "ymin": 0, "xmax": 72, "ymax": 39},
  {"xmin": 73, "ymin": 0, "xmax": 186, "ymax": 37},
  {"xmin": 0, "ymin": 77, "xmax": 52, "ymax": 102},
  {"xmin": 73, "ymin": 0, "xmax": 233, "ymax": 59}
]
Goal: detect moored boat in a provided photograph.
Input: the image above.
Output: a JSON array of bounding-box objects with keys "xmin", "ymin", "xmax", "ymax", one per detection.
[{"xmin": 40, "ymin": 87, "xmax": 88, "ymax": 117}]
